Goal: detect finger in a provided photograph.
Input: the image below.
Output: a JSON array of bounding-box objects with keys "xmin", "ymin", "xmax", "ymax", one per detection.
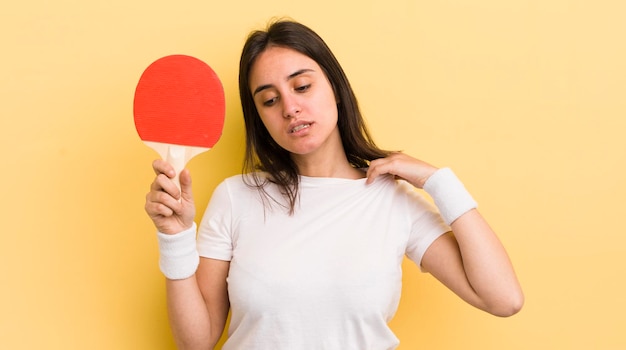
[
  {"xmin": 151, "ymin": 173, "xmax": 183, "ymax": 200},
  {"xmin": 145, "ymin": 200, "xmax": 174, "ymax": 218},
  {"xmin": 365, "ymin": 168, "xmax": 377, "ymax": 184},
  {"xmin": 150, "ymin": 173, "xmax": 173, "ymax": 193},
  {"xmin": 146, "ymin": 185, "xmax": 181, "ymax": 209},
  {"xmin": 152, "ymin": 159, "xmax": 176, "ymax": 178},
  {"xmin": 146, "ymin": 185, "xmax": 182, "ymax": 223},
  {"xmin": 145, "ymin": 191, "xmax": 177, "ymax": 217},
  {"xmin": 366, "ymin": 159, "xmax": 387, "ymax": 184},
  {"xmin": 179, "ymin": 169, "xmax": 194, "ymax": 203}
]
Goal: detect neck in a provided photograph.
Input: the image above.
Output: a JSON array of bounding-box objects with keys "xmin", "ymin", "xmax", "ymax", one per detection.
[
  {"xmin": 295, "ymin": 158, "xmax": 364, "ymax": 179},
  {"xmin": 291, "ymin": 146, "xmax": 364, "ymax": 179}
]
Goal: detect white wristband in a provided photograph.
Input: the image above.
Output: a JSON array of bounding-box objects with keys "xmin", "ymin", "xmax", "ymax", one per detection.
[
  {"xmin": 423, "ymin": 168, "xmax": 477, "ymax": 225},
  {"xmin": 156, "ymin": 223, "xmax": 200, "ymax": 280}
]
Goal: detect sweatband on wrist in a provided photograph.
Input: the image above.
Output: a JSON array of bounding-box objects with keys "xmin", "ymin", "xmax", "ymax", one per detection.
[
  {"xmin": 423, "ymin": 168, "xmax": 477, "ymax": 226},
  {"xmin": 156, "ymin": 223, "xmax": 199, "ymax": 280}
]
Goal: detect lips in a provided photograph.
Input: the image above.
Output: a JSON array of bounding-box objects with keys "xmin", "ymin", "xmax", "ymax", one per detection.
[{"xmin": 288, "ymin": 122, "xmax": 312, "ymax": 134}]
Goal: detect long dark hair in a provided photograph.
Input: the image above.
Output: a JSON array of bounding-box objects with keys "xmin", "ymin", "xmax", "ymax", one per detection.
[{"xmin": 239, "ymin": 19, "xmax": 390, "ymax": 213}]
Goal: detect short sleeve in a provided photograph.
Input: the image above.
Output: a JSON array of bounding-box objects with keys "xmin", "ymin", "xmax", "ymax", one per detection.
[
  {"xmin": 401, "ymin": 182, "xmax": 450, "ymax": 271},
  {"xmin": 197, "ymin": 180, "xmax": 234, "ymax": 261}
]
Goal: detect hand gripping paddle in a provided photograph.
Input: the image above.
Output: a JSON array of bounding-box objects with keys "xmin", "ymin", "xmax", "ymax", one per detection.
[{"xmin": 133, "ymin": 55, "xmax": 225, "ymax": 191}]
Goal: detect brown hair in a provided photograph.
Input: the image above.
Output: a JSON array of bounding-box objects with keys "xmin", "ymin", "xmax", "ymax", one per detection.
[{"xmin": 239, "ymin": 19, "xmax": 390, "ymax": 213}]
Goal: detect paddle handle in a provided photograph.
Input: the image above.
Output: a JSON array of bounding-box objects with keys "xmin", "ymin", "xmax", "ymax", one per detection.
[
  {"xmin": 166, "ymin": 145, "xmax": 186, "ymax": 193},
  {"xmin": 143, "ymin": 141, "xmax": 211, "ymax": 197}
]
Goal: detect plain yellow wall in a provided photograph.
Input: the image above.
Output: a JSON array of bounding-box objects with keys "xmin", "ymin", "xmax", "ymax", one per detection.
[{"xmin": 1, "ymin": 0, "xmax": 625, "ymax": 349}]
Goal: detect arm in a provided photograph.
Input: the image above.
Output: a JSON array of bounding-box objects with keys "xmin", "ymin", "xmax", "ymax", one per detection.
[
  {"xmin": 167, "ymin": 258, "xmax": 230, "ymax": 349},
  {"xmin": 145, "ymin": 160, "xmax": 230, "ymax": 348},
  {"xmin": 421, "ymin": 211, "xmax": 523, "ymax": 316},
  {"xmin": 366, "ymin": 153, "xmax": 524, "ymax": 317}
]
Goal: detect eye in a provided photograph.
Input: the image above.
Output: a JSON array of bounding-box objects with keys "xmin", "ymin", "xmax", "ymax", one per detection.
[
  {"xmin": 263, "ymin": 96, "xmax": 278, "ymax": 106},
  {"xmin": 295, "ymin": 84, "xmax": 311, "ymax": 92}
]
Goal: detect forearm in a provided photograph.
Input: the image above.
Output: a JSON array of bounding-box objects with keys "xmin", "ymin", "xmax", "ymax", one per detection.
[
  {"xmin": 451, "ymin": 210, "xmax": 524, "ymax": 316},
  {"xmin": 146, "ymin": 162, "xmax": 227, "ymax": 347},
  {"xmin": 166, "ymin": 276, "xmax": 216, "ymax": 349},
  {"xmin": 422, "ymin": 168, "xmax": 523, "ymax": 316},
  {"xmin": 157, "ymin": 225, "xmax": 226, "ymax": 349}
]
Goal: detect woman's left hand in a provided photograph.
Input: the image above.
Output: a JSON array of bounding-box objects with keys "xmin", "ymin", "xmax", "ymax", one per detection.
[{"xmin": 365, "ymin": 152, "xmax": 438, "ymax": 189}]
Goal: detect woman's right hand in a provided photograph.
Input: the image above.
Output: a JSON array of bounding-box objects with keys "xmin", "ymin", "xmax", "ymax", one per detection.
[{"xmin": 144, "ymin": 159, "xmax": 196, "ymax": 234}]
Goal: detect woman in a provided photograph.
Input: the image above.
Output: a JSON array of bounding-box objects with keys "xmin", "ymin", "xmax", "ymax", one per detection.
[{"xmin": 145, "ymin": 20, "xmax": 523, "ymax": 349}]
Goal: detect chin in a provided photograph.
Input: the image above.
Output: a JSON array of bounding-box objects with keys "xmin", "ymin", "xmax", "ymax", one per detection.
[{"xmin": 281, "ymin": 139, "xmax": 319, "ymax": 154}]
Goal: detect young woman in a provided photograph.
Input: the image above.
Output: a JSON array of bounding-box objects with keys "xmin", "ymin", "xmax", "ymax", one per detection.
[{"xmin": 145, "ymin": 20, "xmax": 523, "ymax": 350}]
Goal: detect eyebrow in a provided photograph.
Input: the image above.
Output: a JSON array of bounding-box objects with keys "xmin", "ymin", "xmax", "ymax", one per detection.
[{"xmin": 252, "ymin": 68, "xmax": 315, "ymax": 96}]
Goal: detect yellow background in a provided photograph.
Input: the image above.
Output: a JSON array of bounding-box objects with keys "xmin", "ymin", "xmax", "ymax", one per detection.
[{"xmin": 1, "ymin": 0, "xmax": 625, "ymax": 349}]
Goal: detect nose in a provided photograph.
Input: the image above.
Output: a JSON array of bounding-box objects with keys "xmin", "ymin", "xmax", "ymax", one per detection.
[{"xmin": 282, "ymin": 94, "xmax": 301, "ymax": 119}]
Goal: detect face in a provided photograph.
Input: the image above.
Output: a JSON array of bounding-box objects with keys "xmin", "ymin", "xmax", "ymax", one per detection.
[{"xmin": 249, "ymin": 46, "xmax": 340, "ymax": 158}]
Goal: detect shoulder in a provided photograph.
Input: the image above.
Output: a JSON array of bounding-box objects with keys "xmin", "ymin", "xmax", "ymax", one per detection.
[
  {"xmin": 211, "ymin": 172, "xmax": 279, "ymax": 204},
  {"xmin": 374, "ymin": 176, "xmax": 438, "ymax": 214},
  {"xmin": 206, "ymin": 173, "xmax": 264, "ymax": 215},
  {"xmin": 371, "ymin": 174, "xmax": 419, "ymax": 196},
  {"xmin": 218, "ymin": 172, "xmax": 269, "ymax": 191}
]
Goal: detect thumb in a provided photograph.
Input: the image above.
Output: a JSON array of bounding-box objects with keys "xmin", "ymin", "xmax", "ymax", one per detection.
[{"xmin": 179, "ymin": 168, "xmax": 194, "ymax": 202}]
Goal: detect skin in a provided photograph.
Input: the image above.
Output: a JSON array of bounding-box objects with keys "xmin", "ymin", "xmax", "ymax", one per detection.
[
  {"xmin": 249, "ymin": 46, "xmax": 362, "ymax": 179},
  {"xmin": 145, "ymin": 46, "xmax": 523, "ymax": 349}
]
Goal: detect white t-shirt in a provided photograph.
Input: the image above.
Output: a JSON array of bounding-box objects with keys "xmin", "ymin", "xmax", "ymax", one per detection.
[{"xmin": 197, "ymin": 173, "xmax": 449, "ymax": 350}]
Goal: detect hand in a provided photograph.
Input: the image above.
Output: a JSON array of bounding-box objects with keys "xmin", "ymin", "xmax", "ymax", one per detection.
[
  {"xmin": 144, "ymin": 159, "xmax": 196, "ymax": 234},
  {"xmin": 365, "ymin": 152, "xmax": 438, "ymax": 189}
]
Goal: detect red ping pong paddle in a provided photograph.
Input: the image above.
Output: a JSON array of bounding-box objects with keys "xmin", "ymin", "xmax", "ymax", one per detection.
[{"xmin": 133, "ymin": 55, "xmax": 225, "ymax": 191}]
